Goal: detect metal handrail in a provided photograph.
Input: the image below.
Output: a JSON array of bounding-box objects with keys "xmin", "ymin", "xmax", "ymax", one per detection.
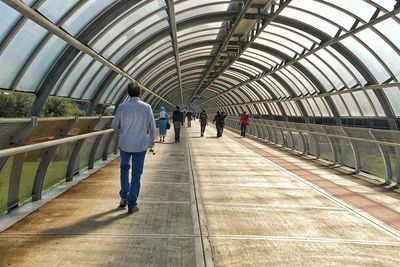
[
  {"xmin": 225, "ymin": 118, "xmax": 400, "ymax": 148},
  {"xmin": 0, "ymin": 129, "xmax": 114, "ymax": 158}
]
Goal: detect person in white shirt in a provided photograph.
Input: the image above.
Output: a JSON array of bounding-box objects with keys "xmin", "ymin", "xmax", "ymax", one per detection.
[{"xmin": 112, "ymin": 82, "xmax": 156, "ymax": 214}]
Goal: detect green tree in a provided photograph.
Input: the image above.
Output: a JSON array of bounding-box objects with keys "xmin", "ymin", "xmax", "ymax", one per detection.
[
  {"xmin": 0, "ymin": 93, "xmax": 33, "ymax": 117},
  {"xmin": 40, "ymin": 97, "xmax": 84, "ymax": 117}
]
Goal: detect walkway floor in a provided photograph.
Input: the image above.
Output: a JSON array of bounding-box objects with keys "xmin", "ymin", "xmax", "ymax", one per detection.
[{"xmin": 1, "ymin": 122, "xmax": 400, "ymax": 266}]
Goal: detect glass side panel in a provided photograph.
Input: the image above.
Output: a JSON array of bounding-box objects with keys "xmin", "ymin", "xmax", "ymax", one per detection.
[
  {"xmin": 77, "ymin": 137, "xmax": 96, "ymax": 171},
  {"xmin": 42, "ymin": 142, "xmax": 75, "ymax": 191},
  {"xmin": 307, "ymin": 99, "xmax": 322, "ymax": 116},
  {"xmin": 301, "ymin": 99, "xmax": 314, "ymax": 117},
  {"xmin": 17, "ymin": 35, "xmax": 68, "ymax": 92},
  {"xmin": 331, "ymin": 95, "xmax": 349, "ymax": 116},
  {"xmin": 366, "ymin": 90, "xmax": 385, "ymax": 116},
  {"xmin": 0, "ymin": 20, "xmax": 47, "ymax": 89},
  {"xmin": 0, "ymin": 2, "xmax": 21, "ymax": 44},
  {"xmin": 0, "ymin": 157, "xmax": 12, "ymax": 213},
  {"xmin": 95, "ymin": 134, "xmax": 109, "ymax": 162},
  {"xmin": 383, "ymin": 87, "xmax": 400, "ymax": 116},
  {"xmin": 62, "ymin": 0, "xmax": 113, "ymax": 36},
  {"xmin": 341, "ymin": 92, "xmax": 361, "ymax": 116},
  {"xmin": 352, "ymin": 91, "xmax": 375, "ymax": 117},
  {"xmin": 57, "ymin": 54, "xmax": 93, "ymax": 97},
  {"xmin": 38, "ymin": 0, "xmax": 80, "ymax": 24},
  {"xmin": 18, "ymin": 150, "xmax": 44, "ymax": 205}
]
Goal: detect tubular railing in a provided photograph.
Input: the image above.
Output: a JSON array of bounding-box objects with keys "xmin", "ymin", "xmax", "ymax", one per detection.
[
  {"xmin": 0, "ymin": 116, "xmax": 119, "ymax": 214},
  {"xmin": 224, "ymin": 116, "xmax": 400, "ymax": 186}
]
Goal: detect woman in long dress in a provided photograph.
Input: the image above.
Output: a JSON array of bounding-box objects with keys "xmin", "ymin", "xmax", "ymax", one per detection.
[{"xmin": 159, "ymin": 106, "xmax": 168, "ymax": 142}]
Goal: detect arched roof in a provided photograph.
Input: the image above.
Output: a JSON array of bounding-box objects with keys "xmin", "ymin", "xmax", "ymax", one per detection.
[{"xmin": 0, "ymin": 0, "xmax": 399, "ymax": 128}]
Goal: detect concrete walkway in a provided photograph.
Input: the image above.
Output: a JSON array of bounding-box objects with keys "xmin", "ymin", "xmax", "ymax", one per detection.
[{"xmin": 1, "ymin": 122, "xmax": 400, "ymax": 266}]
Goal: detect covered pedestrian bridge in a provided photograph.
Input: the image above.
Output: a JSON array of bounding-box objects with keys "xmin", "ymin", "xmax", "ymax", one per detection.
[{"xmin": 1, "ymin": 0, "xmax": 400, "ymax": 266}]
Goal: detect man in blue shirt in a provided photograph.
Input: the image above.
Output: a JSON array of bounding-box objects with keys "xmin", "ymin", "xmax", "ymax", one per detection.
[{"xmin": 112, "ymin": 82, "xmax": 156, "ymax": 213}]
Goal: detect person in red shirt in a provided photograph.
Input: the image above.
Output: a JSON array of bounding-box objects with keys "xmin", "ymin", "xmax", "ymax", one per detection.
[{"xmin": 239, "ymin": 111, "xmax": 249, "ymax": 137}]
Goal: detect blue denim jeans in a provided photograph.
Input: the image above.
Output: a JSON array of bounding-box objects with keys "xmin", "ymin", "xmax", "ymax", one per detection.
[{"xmin": 119, "ymin": 149, "xmax": 146, "ymax": 208}]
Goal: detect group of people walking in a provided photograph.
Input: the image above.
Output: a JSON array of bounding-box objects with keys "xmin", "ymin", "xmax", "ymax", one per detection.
[{"xmin": 112, "ymin": 82, "xmax": 250, "ymax": 214}]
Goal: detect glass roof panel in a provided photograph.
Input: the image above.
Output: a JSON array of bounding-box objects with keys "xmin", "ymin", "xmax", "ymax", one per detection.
[
  {"xmin": 17, "ymin": 34, "xmax": 68, "ymax": 92},
  {"xmin": 57, "ymin": 54, "xmax": 93, "ymax": 97},
  {"xmin": 0, "ymin": 2, "xmax": 21, "ymax": 44},
  {"xmin": 38, "ymin": 0, "xmax": 80, "ymax": 24},
  {"xmin": 340, "ymin": 37, "xmax": 390, "ymax": 83},
  {"xmin": 356, "ymin": 28, "xmax": 400, "ymax": 80},
  {"xmin": 62, "ymin": 0, "xmax": 113, "ymax": 36},
  {"xmin": 71, "ymin": 61, "xmax": 103, "ymax": 99},
  {"xmin": 175, "ymin": 1, "xmax": 230, "ymax": 22},
  {"xmin": 280, "ymin": 6, "xmax": 339, "ymax": 37},
  {"xmin": 110, "ymin": 20, "xmax": 169, "ymax": 64},
  {"xmin": 322, "ymin": 0, "xmax": 379, "ymax": 22},
  {"xmin": 290, "ymin": 0, "xmax": 356, "ymax": 31},
  {"xmin": 0, "ymin": 19, "xmax": 47, "ymax": 89},
  {"xmin": 92, "ymin": 0, "xmax": 165, "ymax": 52},
  {"xmin": 82, "ymin": 66, "xmax": 111, "ymax": 100}
]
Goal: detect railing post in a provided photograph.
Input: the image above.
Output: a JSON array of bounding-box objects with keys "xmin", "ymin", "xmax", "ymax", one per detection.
[
  {"xmin": 66, "ymin": 117, "xmax": 102, "ymax": 182},
  {"xmin": 88, "ymin": 134, "xmax": 105, "ymax": 169},
  {"xmin": 103, "ymin": 132, "xmax": 116, "ymax": 160}
]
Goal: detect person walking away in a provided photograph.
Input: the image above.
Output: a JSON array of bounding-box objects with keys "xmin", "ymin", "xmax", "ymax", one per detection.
[
  {"xmin": 213, "ymin": 111, "xmax": 224, "ymax": 137},
  {"xmin": 112, "ymin": 82, "xmax": 156, "ymax": 214},
  {"xmin": 158, "ymin": 107, "xmax": 168, "ymax": 142},
  {"xmin": 172, "ymin": 106, "xmax": 183, "ymax": 142},
  {"xmin": 239, "ymin": 111, "xmax": 249, "ymax": 137},
  {"xmin": 199, "ymin": 110, "xmax": 208, "ymax": 137},
  {"xmin": 187, "ymin": 111, "xmax": 193, "ymax": 128},
  {"xmin": 220, "ymin": 112, "xmax": 227, "ymax": 136}
]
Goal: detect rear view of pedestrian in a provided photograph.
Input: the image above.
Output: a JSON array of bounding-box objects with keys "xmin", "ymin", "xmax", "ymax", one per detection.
[
  {"xmin": 172, "ymin": 106, "xmax": 183, "ymax": 142},
  {"xmin": 199, "ymin": 110, "xmax": 208, "ymax": 137},
  {"xmin": 239, "ymin": 111, "xmax": 249, "ymax": 137}
]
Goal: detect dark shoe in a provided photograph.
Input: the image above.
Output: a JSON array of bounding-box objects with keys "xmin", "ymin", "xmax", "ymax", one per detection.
[
  {"xmin": 128, "ymin": 206, "xmax": 139, "ymax": 214},
  {"xmin": 119, "ymin": 199, "xmax": 127, "ymax": 208}
]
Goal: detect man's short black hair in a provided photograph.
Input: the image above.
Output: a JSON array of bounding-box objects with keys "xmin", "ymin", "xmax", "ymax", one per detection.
[
  {"xmin": 176, "ymin": 106, "xmax": 180, "ymax": 110},
  {"xmin": 127, "ymin": 82, "xmax": 141, "ymax": 97},
  {"xmin": 202, "ymin": 110, "xmax": 205, "ymax": 112}
]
